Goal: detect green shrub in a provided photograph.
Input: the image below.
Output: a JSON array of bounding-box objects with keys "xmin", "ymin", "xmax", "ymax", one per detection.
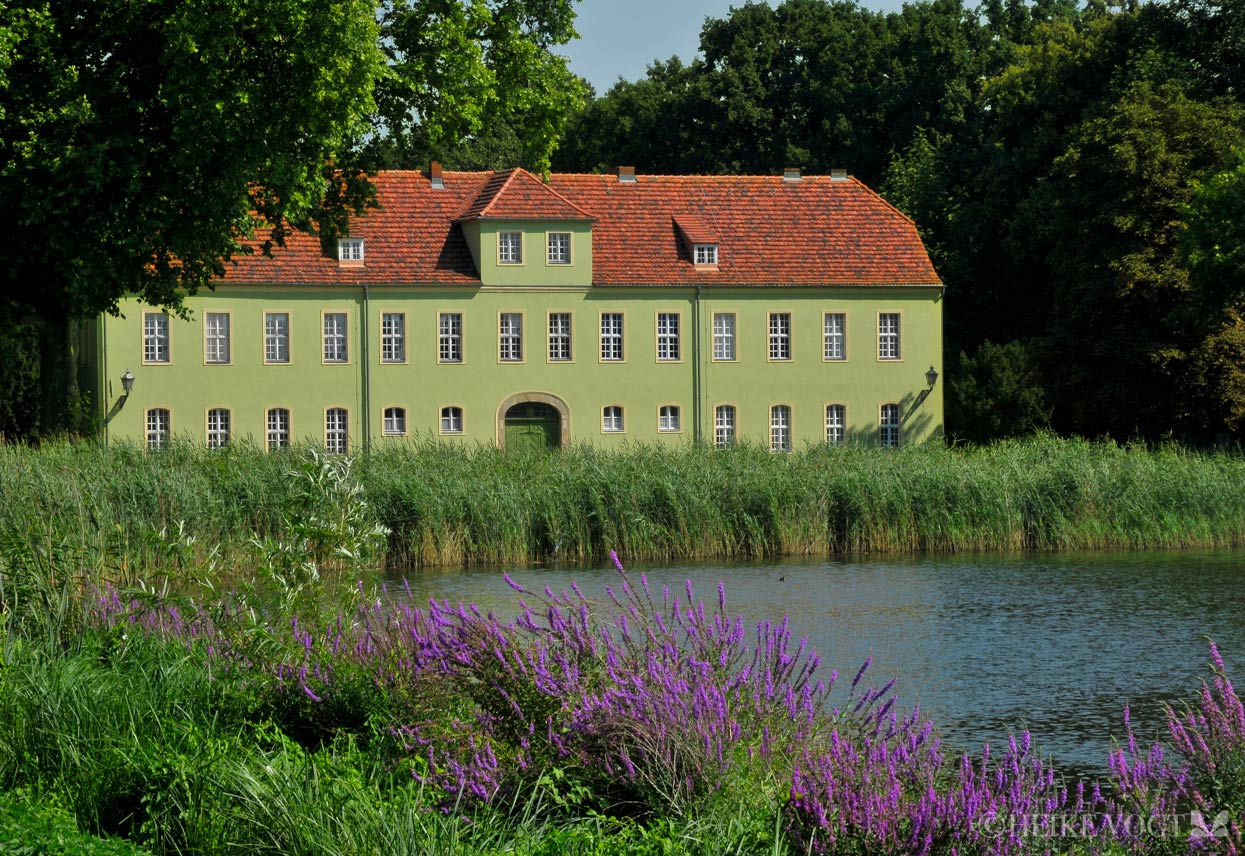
[{"xmin": 0, "ymin": 789, "xmax": 154, "ymax": 856}]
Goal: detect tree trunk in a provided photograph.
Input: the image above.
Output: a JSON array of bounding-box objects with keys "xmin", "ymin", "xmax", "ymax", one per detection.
[{"xmin": 35, "ymin": 303, "xmax": 80, "ymax": 438}]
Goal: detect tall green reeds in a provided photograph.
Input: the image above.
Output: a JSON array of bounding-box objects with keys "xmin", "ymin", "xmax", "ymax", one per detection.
[{"xmin": 2, "ymin": 433, "xmax": 1245, "ymax": 570}]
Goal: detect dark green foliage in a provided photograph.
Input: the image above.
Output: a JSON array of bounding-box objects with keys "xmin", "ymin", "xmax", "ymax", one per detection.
[
  {"xmin": 556, "ymin": 0, "xmax": 993, "ymax": 182},
  {"xmin": 1027, "ymin": 82, "xmax": 1245, "ymax": 440},
  {"xmin": 947, "ymin": 341, "xmax": 1050, "ymax": 444},
  {"xmin": 1180, "ymin": 151, "xmax": 1245, "ymax": 437},
  {"xmin": 0, "ymin": 0, "xmax": 384, "ymax": 321},
  {"xmin": 0, "ymin": 303, "xmax": 40, "ymax": 442}
]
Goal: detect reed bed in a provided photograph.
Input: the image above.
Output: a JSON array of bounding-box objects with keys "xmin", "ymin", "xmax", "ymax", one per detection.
[{"xmin": 2, "ymin": 434, "xmax": 1244, "ymax": 570}]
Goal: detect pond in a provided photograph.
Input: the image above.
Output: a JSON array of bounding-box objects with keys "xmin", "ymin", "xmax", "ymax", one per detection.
[{"xmin": 385, "ymin": 550, "xmax": 1245, "ymax": 777}]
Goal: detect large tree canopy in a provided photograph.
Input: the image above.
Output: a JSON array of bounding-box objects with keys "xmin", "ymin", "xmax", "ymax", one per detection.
[
  {"xmin": 0, "ymin": 0, "xmax": 385, "ymax": 319},
  {"xmin": 362, "ymin": 0, "xmax": 587, "ymax": 173},
  {"xmin": 0, "ymin": 0, "xmax": 586, "ymax": 320}
]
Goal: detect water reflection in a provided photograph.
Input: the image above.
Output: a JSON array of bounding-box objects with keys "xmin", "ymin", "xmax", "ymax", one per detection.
[{"xmin": 382, "ymin": 551, "xmax": 1245, "ymax": 775}]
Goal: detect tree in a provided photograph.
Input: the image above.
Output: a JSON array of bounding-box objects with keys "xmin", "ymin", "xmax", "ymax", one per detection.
[
  {"xmin": 0, "ymin": 0, "xmax": 586, "ymax": 436},
  {"xmin": 946, "ymin": 340, "xmax": 1050, "ymax": 444},
  {"xmin": 1183, "ymin": 151, "xmax": 1245, "ymax": 317},
  {"xmin": 1027, "ymin": 82, "xmax": 1244, "ymax": 439},
  {"xmin": 1180, "ymin": 152, "xmax": 1245, "ymax": 435},
  {"xmin": 554, "ymin": 58, "xmax": 709, "ymax": 174},
  {"xmin": 2, "ymin": 0, "xmax": 384, "ymax": 318},
  {"xmin": 366, "ymin": 0, "xmax": 587, "ymax": 173},
  {"xmin": 0, "ymin": 0, "xmax": 386, "ymax": 432}
]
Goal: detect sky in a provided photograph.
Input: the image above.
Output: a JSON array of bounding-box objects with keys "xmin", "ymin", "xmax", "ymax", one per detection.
[{"xmin": 561, "ymin": 0, "xmax": 907, "ymax": 95}]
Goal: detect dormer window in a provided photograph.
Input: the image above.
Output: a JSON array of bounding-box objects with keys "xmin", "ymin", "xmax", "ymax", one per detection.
[
  {"xmin": 694, "ymin": 243, "xmax": 718, "ymax": 266},
  {"xmin": 338, "ymin": 238, "xmax": 364, "ymax": 264}
]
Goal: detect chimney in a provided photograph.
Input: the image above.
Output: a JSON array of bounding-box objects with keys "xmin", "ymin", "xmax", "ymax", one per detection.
[
  {"xmin": 618, "ymin": 166, "xmax": 637, "ymax": 184},
  {"xmin": 830, "ymin": 168, "xmax": 848, "ymax": 182},
  {"xmin": 783, "ymin": 167, "xmax": 801, "ymax": 182},
  {"xmin": 430, "ymin": 161, "xmax": 445, "ymax": 189}
]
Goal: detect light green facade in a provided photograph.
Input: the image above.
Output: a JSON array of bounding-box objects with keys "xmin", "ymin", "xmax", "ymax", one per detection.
[
  {"xmin": 466, "ymin": 220, "xmax": 594, "ymax": 287},
  {"xmin": 94, "ymin": 282, "xmax": 944, "ymax": 450}
]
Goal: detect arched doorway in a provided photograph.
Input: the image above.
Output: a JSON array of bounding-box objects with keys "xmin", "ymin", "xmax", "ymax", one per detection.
[{"xmin": 496, "ymin": 392, "xmax": 570, "ymax": 449}]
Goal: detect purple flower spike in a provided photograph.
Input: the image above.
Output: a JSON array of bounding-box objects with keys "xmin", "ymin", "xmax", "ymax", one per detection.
[{"xmin": 851, "ymin": 655, "xmax": 872, "ymax": 693}]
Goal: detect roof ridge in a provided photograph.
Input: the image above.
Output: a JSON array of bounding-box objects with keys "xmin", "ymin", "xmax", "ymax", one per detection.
[
  {"xmin": 513, "ymin": 169, "xmax": 597, "ymax": 220},
  {"xmin": 457, "ymin": 168, "xmax": 596, "ymax": 221},
  {"xmin": 471, "ymin": 168, "xmax": 523, "ymax": 219}
]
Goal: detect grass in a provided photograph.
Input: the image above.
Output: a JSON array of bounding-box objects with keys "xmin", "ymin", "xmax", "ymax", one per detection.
[
  {"xmin": 0, "ymin": 548, "xmax": 1239, "ymax": 855},
  {"xmin": 2, "ymin": 434, "xmax": 1245, "ymax": 571},
  {"xmin": 0, "ymin": 624, "xmax": 797, "ymax": 854},
  {"xmin": 5, "ymin": 434, "xmax": 1243, "ymax": 853}
]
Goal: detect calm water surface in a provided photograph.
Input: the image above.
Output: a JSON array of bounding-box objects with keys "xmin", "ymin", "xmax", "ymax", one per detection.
[{"xmin": 385, "ymin": 551, "xmax": 1245, "ymax": 776}]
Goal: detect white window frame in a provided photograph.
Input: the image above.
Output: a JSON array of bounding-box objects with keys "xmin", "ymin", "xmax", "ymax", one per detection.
[
  {"xmin": 325, "ymin": 407, "xmax": 349, "ymax": 453},
  {"xmin": 499, "ymin": 313, "xmax": 523, "ymax": 362},
  {"xmin": 602, "ymin": 405, "xmax": 624, "ymax": 433},
  {"xmin": 548, "ymin": 312, "xmax": 572, "ymax": 362},
  {"xmin": 770, "ymin": 405, "xmax": 792, "ymax": 452},
  {"xmin": 338, "ymin": 238, "xmax": 364, "ymax": 262},
  {"xmin": 714, "ymin": 404, "xmax": 736, "ymax": 448},
  {"xmin": 826, "ymin": 404, "xmax": 846, "ymax": 444},
  {"xmin": 204, "ymin": 312, "xmax": 230, "ymax": 364},
  {"xmin": 658, "ymin": 404, "xmax": 681, "ymax": 433},
  {"xmin": 824, "ymin": 313, "xmax": 846, "ymax": 361},
  {"xmin": 381, "ymin": 312, "xmax": 406, "ymax": 363},
  {"xmin": 440, "ymin": 406, "xmax": 464, "ymax": 434},
  {"xmin": 323, "ymin": 313, "xmax": 348, "ymax": 363},
  {"xmin": 207, "ymin": 408, "xmax": 230, "ymax": 449},
  {"xmin": 694, "ymin": 243, "xmax": 718, "ymax": 265},
  {"xmin": 656, "ymin": 313, "xmax": 681, "ymax": 361},
  {"xmin": 383, "ymin": 406, "xmax": 406, "ymax": 436},
  {"xmin": 879, "ymin": 313, "xmax": 901, "ymax": 361},
  {"xmin": 880, "ymin": 403, "xmax": 901, "ymax": 447},
  {"xmin": 498, "ymin": 232, "xmax": 523, "ymax": 265},
  {"xmin": 768, "ymin": 312, "xmax": 791, "ymax": 361},
  {"xmin": 143, "ymin": 313, "xmax": 170, "ymax": 364},
  {"xmin": 146, "ymin": 408, "xmax": 170, "ymax": 449},
  {"xmin": 266, "ymin": 408, "xmax": 290, "ymax": 451},
  {"xmin": 712, "ymin": 313, "xmax": 735, "ymax": 361},
  {"xmin": 600, "ymin": 313, "xmax": 624, "ymax": 361},
  {"xmin": 438, "ymin": 312, "xmax": 463, "ymax": 363},
  {"xmin": 547, "ymin": 232, "xmax": 571, "ymax": 265},
  {"xmin": 264, "ymin": 312, "xmax": 290, "ymax": 364}
]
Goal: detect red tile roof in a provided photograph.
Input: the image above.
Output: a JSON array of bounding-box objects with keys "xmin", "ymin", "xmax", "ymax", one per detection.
[
  {"xmin": 223, "ymin": 169, "xmax": 942, "ymax": 287},
  {"xmin": 456, "ymin": 168, "xmax": 595, "ymax": 222},
  {"xmin": 672, "ymin": 214, "xmax": 719, "ymax": 245}
]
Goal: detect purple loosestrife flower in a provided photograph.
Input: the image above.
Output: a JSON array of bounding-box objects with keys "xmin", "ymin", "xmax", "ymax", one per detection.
[{"xmin": 852, "ymin": 654, "xmax": 872, "ymax": 694}]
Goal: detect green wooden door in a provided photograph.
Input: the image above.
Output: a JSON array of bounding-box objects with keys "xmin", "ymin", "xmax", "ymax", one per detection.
[{"xmin": 503, "ymin": 403, "xmax": 561, "ymax": 450}]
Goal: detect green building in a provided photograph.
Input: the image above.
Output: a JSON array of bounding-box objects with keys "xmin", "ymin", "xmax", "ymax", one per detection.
[{"xmin": 85, "ymin": 166, "xmax": 944, "ymax": 451}]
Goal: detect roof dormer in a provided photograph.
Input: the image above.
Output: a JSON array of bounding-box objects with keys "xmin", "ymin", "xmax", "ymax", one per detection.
[
  {"xmin": 337, "ymin": 238, "xmax": 364, "ymax": 268},
  {"xmin": 455, "ymin": 169, "xmax": 596, "ymax": 286},
  {"xmin": 673, "ymin": 215, "xmax": 720, "ymax": 269}
]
